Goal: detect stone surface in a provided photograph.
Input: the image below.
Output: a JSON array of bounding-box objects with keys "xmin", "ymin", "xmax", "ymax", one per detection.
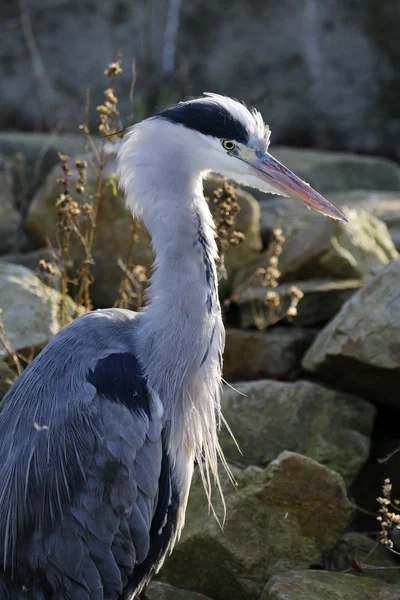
[
  {"xmin": 0, "ymin": 154, "xmax": 28, "ymax": 255},
  {"xmin": 146, "ymin": 581, "xmax": 213, "ymax": 600},
  {"xmin": 302, "ymin": 260, "xmax": 400, "ymax": 406},
  {"xmin": 318, "ymin": 208, "xmax": 398, "ymax": 279},
  {"xmin": 223, "ymin": 327, "xmax": 317, "ymax": 381},
  {"xmin": 26, "ymin": 147, "xmax": 261, "ymax": 307},
  {"xmin": 0, "ymin": 362, "xmax": 17, "ymax": 402},
  {"xmin": 328, "ymin": 189, "xmax": 400, "ymax": 250},
  {"xmin": 261, "ymin": 569, "xmax": 400, "ymax": 600},
  {"xmin": 257, "ymin": 198, "xmax": 398, "ymax": 281},
  {"xmin": 237, "ymin": 279, "xmax": 362, "ymax": 328},
  {"xmin": 4, "ymin": 247, "xmax": 60, "ymax": 272},
  {"xmin": 267, "ymin": 148, "xmax": 400, "ymax": 196},
  {"xmin": 161, "ymin": 452, "xmax": 352, "ymax": 600},
  {"xmin": 333, "ymin": 532, "xmax": 400, "ymax": 586},
  {"xmin": 0, "ymin": 262, "xmax": 80, "ymax": 359},
  {"xmin": 220, "ymin": 379, "xmax": 375, "ymax": 486},
  {"xmin": 3, "ymin": 2, "xmax": 400, "ymax": 158},
  {"xmin": 0, "ymin": 132, "xmax": 87, "ymax": 204}
]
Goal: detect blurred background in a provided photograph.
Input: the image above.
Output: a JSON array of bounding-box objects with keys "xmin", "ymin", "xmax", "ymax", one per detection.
[{"xmin": 1, "ymin": 0, "xmax": 400, "ymax": 158}]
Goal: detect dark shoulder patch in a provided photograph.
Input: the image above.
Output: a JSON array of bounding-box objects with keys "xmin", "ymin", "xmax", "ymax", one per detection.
[
  {"xmin": 158, "ymin": 100, "xmax": 249, "ymax": 144},
  {"xmin": 88, "ymin": 353, "xmax": 150, "ymax": 416}
]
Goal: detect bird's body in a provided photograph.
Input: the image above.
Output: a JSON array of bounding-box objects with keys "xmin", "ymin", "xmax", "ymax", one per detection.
[{"xmin": 0, "ymin": 94, "xmax": 346, "ymax": 599}]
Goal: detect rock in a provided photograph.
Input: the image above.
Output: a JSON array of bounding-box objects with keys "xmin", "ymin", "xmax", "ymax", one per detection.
[
  {"xmin": 0, "ymin": 262, "xmax": 80, "ymax": 360},
  {"xmin": 257, "ymin": 199, "xmax": 398, "ymax": 280},
  {"xmin": 333, "ymin": 532, "xmax": 400, "ymax": 586},
  {"xmin": 220, "ymin": 379, "xmax": 375, "ymax": 486},
  {"xmin": 327, "ymin": 189, "xmax": 400, "ymax": 251},
  {"xmin": 146, "ymin": 581, "xmax": 213, "ymax": 600},
  {"xmin": 317, "ymin": 209, "xmax": 398, "ymax": 279},
  {"xmin": 261, "ymin": 569, "xmax": 400, "ymax": 600},
  {"xmin": 0, "ymin": 132, "xmax": 87, "ymax": 203},
  {"xmin": 0, "ymin": 362, "xmax": 16, "ymax": 402},
  {"xmin": 223, "ymin": 327, "xmax": 317, "ymax": 381},
  {"xmin": 26, "ymin": 147, "xmax": 261, "ymax": 307},
  {"xmin": 4, "ymin": 248, "xmax": 61, "ymax": 290},
  {"xmin": 267, "ymin": 148, "xmax": 400, "ymax": 196},
  {"xmin": 258, "ymin": 195, "xmax": 338, "ymax": 276},
  {"xmin": 237, "ymin": 279, "xmax": 362, "ymax": 328},
  {"xmin": 0, "ymin": 155, "xmax": 28, "ymax": 255},
  {"xmin": 161, "ymin": 452, "xmax": 352, "ymax": 600},
  {"xmin": 302, "ymin": 260, "xmax": 400, "ymax": 407}
]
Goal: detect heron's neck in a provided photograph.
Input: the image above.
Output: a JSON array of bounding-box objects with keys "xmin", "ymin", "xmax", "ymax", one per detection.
[{"xmin": 132, "ymin": 161, "xmax": 223, "ymax": 401}]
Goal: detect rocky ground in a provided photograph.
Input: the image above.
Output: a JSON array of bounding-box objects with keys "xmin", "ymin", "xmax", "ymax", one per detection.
[{"xmin": 1, "ymin": 133, "xmax": 400, "ymax": 599}]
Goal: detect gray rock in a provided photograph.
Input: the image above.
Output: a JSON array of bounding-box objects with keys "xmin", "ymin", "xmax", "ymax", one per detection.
[
  {"xmin": 318, "ymin": 208, "xmax": 398, "ymax": 279},
  {"xmin": 4, "ymin": 247, "xmax": 60, "ymax": 270},
  {"xmin": 223, "ymin": 327, "xmax": 317, "ymax": 381},
  {"xmin": 146, "ymin": 581, "xmax": 213, "ymax": 600},
  {"xmin": 0, "ymin": 132, "xmax": 87, "ymax": 204},
  {"xmin": 257, "ymin": 197, "xmax": 398, "ymax": 281},
  {"xmin": 328, "ymin": 189, "xmax": 400, "ymax": 250},
  {"xmin": 261, "ymin": 569, "xmax": 400, "ymax": 600},
  {"xmin": 0, "ymin": 262, "xmax": 80, "ymax": 359},
  {"xmin": 220, "ymin": 379, "xmax": 376, "ymax": 486},
  {"xmin": 268, "ymin": 148, "xmax": 400, "ymax": 196},
  {"xmin": 237, "ymin": 279, "xmax": 362, "ymax": 328},
  {"xmin": 0, "ymin": 362, "xmax": 16, "ymax": 402},
  {"xmin": 161, "ymin": 452, "xmax": 352, "ymax": 600},
  {"xmin": 0, "ymin": 155, "xmax": 28, "ymax": 254},
  {"xmin": 302, "ymin": 260, "xmax": 400, "ymax": 407},
  {"xmin": 4, "ymin": 248, "xmax": 61, "ymax": 290}
]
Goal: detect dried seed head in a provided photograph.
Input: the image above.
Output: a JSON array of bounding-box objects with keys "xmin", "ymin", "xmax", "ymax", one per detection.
[
  {"xmin": 104, "ymin": 88, "xmax": 118, "ymax": 104},
  {"xmin": 289, "ymin": 286, "xmax": 304, "ymax": 300},
  {"xmin": 286, "ymin": 305, "xmax": 298, "ymax": 317},
  {"xmin": 264, "ymin": 290, "xmax": 280, "ymax": 308},
  {"xmin": 105, "ymin": 62, "xmax": 122, "ymax": 77},
  {"xmin": 39, "ymin": 260, "xmax": 57, "ymax": 276}
]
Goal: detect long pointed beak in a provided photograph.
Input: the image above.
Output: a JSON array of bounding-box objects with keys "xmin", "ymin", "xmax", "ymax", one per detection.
[{"xmin": 247, "ymin": 152, "xmax": 348, "ymax": 223}]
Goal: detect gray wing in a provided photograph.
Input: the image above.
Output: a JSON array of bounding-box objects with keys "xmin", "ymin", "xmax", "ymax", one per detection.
[{"xmin": 0, "ymin": 346, "xmax": 176, "ymax": 600}]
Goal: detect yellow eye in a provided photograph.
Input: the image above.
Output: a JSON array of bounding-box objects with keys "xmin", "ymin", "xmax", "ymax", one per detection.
[{"xmin": 222, "ymin": 140, "xmax": 236, "ymax": 151}]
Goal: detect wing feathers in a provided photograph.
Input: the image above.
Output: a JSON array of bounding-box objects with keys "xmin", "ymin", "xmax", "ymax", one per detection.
[{"xmin": 0, "ymin": 347, "xmax": 177, "ymax": 599}]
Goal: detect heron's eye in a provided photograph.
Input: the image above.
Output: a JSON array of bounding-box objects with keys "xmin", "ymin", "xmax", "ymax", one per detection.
[{"xmin": 222, "ymin": 140, "xmax": 236, "ymax": 151}]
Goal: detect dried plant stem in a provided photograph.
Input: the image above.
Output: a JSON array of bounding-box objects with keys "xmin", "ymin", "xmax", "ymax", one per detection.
[
  {"xmin": 114, "ymin": 218, "xmax": 147, "ymax": 311},
  {"xmin": 0, "ymin": 310, "xmax": 23, "ymax": 376},
  {"xmin": 59, "ymin": 223, "xmax": 73, "ymax": 325}
]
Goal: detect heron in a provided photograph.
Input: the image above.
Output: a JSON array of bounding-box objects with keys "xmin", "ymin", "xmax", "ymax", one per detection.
[{"xmin": 0, "ymin": 94, "xmax": 347, "ymax": 599}]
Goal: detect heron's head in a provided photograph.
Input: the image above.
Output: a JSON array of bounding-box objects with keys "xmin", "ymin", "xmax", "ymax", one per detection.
[
  {"xmin": 119, "ymin": 93, "xmax": 347, "ymax": 223},
  {"xmin": 160, "ymin": 93, "xmax": 347, "ymax": 222}
]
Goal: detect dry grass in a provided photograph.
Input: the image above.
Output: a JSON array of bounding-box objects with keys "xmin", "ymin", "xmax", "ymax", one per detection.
[
  {"xmin": 377, "ymin": 478, "xmax": 400, "ymax": 555},
  {"xmin": 221, "ymin": 221, "xmax": 303, "ymax": 330},
  {"xmin": 205, "ymin": 179, "xmax": 245, "ymax": 280},
  {"xmin": 52, "ymin": 53, "xmax": 147, "ymax": 320}
]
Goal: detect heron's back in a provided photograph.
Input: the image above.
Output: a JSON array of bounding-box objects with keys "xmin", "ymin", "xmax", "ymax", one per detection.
[{"xmin": 0, "ymin": 309, "xmax": 183, "ymax": 599}]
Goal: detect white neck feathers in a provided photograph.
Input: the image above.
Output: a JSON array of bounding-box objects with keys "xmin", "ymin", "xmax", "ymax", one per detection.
[{"xmin": 117, "ymin": 118, "xmax": 227, "ymax": 507}]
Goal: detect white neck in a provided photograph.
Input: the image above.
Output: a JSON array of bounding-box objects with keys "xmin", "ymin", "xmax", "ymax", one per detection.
[{"xmin": 117, "ymin": 118, "xmax": 226, "ymax": 502}]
